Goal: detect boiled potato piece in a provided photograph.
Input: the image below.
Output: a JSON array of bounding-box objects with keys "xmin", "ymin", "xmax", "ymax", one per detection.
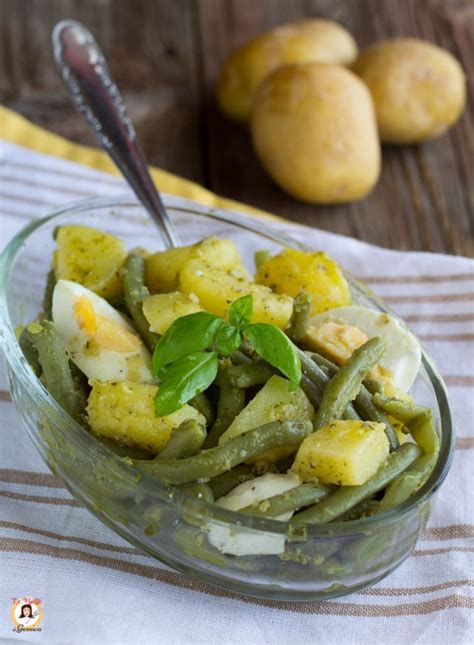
[
  {"xmin": 220, "ymin": 374, "xmax": 313, "ymax": 462},
  {"xmin": 54, "ymin": 225, "xmax": 126, "ymax": 300},
  {"xmin": 256, "ymin": 249, "xmax": 351, "ymax": 315},
  {"xmin": 292, "ymin": 420, "xmax": 389, "ymax": 486},
  {"xmin": 143, "ymin": 292, "xmax": 202, "ymax": 334},
  {"xmin": 87, "ymin": 379, "xmax": 204, "ymax": 454},
  {"xmin": 145, "ymin": 236, "xmax": 243, "ymax": 293},
  {"xmin": 179, "ymin": 259, "xmax": 293, "ymax": 328},
  {"xmin": 217, "ymin": 18, "xmax": 358, "ymax": 122},
  {"xmin": 352, "ymin": 38, "xmax": 466, "ymax": 143},
  {"xmin": 251, "ymin": 63, "xmax": 380, "ymax": 203}
]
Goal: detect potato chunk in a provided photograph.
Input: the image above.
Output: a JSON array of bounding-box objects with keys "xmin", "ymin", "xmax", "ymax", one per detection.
[
  {"xmin": 256, "ymin": 248, "xmax": 351, "ymax": 315},
  {"xmin": 220, "ymin": 375, "xmax": 313, "ymax": 462},
  {"xmin": 293, "ymin": 420, "xmax": 389, "ymax": 486},
  {"xmin": 179, "ymin": 259, "xmax": 293, "ymax": 328},
  {"xmin": 54, "ymin": 225, "xmax": 126, "ymax": 300},
  {"xmin": 145, "ymin": 236, "xmax": 243, "ymax": 293},
  {"xmin": 142, "ymin": 292, "xmax": 202, "ymax": 335},
  {"xmin": 87, "ymin": 379, "xmax": 204, "ymax": 454}
]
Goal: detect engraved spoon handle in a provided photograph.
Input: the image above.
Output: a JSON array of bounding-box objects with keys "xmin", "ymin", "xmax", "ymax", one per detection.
[{"xmin": 52, "ymin": 19, "xmax": 179, "ymax": 248}]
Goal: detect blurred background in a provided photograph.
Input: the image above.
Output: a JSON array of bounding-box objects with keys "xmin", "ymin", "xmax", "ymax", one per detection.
[{"xmin": 0, "ymin": 0, "xmax": 472, "ymax": 255}]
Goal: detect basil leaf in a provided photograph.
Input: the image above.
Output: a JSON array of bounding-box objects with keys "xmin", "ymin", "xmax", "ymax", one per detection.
[
  {"xmin": 214, "ymin": 323, "xmax": 242, "ymax": 356},
  {"xmin": 152, "ymin": 312, "xmax": 223, "ymax": 376},
  {"xmin": 228, "ymin": 294, "xmax": 253, "ymax": 328},
  {"xmin": 154, "ymin": 351, "xmax": 218, "ymax": 417},
  {"xmin": 244, "ymin": 323, "xmax": 301, "ymax": 390}
]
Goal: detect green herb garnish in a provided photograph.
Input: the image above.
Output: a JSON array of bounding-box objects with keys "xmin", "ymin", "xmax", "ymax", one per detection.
[{"xmin": 152, "ymin": 295, "xmax": 301, "ymax": 416}]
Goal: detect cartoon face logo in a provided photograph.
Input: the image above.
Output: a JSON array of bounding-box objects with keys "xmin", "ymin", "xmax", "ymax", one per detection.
[{"xmin": 10, "ymin": 597, "xmax": 43, "ymax": 631}]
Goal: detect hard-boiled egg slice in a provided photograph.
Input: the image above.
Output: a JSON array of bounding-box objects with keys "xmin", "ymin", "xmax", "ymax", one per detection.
[
  {"xmin": 52, "ymin": 279, "xmax": 152, "ymax": 383},
  {"xmin": 309, "ymin": 306, "xmax": 421, "ymax": 392},
  {"xmin": 207, "ymin": 473, "xmax": 301, "ymax": 556}
]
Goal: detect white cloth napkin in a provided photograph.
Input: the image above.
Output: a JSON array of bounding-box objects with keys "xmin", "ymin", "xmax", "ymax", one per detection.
[{"xmin": 1, "ymin": 139, "xmax": 473, "ymax": 644}]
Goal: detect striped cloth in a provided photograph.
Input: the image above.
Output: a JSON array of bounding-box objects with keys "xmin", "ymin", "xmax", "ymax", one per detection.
[{"xmin": 1, "ymin": 124, "xmax": 473, "ymax": 644}]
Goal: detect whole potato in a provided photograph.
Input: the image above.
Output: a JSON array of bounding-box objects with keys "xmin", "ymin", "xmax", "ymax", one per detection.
[
  {"xmin": 217, "ymin": 19, "xmax": 358, "ymax": 123},
  {"xmin": 250, "ymin": 63, "xmax": 381, "ymax": 204},
  {"xmin": 352, "ymin": 38, "xmax": 466, "ymax": 144}
]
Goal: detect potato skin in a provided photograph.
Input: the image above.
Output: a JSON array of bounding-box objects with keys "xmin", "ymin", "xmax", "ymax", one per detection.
[
  {"xmin": 250, "ymin": 63, "xmax": 381, "ymax": 204},
  {"xmin": 217, "ymin": 19, "xmax": 358, "ymax": 123},
  {"xmin": 352, "ymin": 38, "xmax": 466, "ymax": 144}
]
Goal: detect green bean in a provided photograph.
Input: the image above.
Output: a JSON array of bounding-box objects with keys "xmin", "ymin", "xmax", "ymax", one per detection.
[
  {"xmin": 227, "ymin": 360, "xmax": 276, "ymax": 388},
  {"xmin": 364, "ymin": 378, "xmax": 384, "ymax": 395},
  {"xmin": 353, "ymin": 388, "xmax": 399, "ymax": 451},
  {"xmin": 254, "ymin": 249, "xmax": 271, "ymax": 270},
  {"xmin": 378, "ymin": 453, "xmax": 436, "ymax": 512},
  {"xmin": 297, "ymin": 349, "xmax": 360, "ymax": 420},
  {"xmin": 122, "ymin": 253, "xmax": 160, "ymax": 351},
  {"xmin": 309, "ymin": 351, "xmax": 338, "ymax": 375},
  {"xmin": 134, "ymin": 420, "xmax": 312, "ymax": 485},
  {"xmin": 179, "ymin": 483, "xmax": 215, "ymax": 527},
  {"xmin": 229, "ymin": 350, "xmax": 253, "ymax": 366},
  {"xmin": 41, "ymin": 268, "xmax": 56, "ymax": 320},
  {"xmin": 373, "ymin": 393, "xmax": 430, "ymax": 425},
  {"xmin": 19, "ymin": 327, "xmax": 42, "ymax": 376},
  {"xmin": 408, "ymin": 412, "xmax": 439, "ymax": 456},
  {"xmin": 93, "ymin": 435, "xmax": 154, "ymax": 460},
  {"xmin": 299, "ymin": 374, "xmax": 323, "ymax": 409},
  {"xmin": 241, "ymin": 483, "xmax": 334, "ymax": 518},
  {"xmin": 313, "ymin": 337, "xmax": 385, "ymax": 429},
  {"xmin": 154, "ymin": 419, "xmax": 206, "ymax": 460},
  {"xmin": 337, "ymin": 499, "xmax": 380, "ymax": 521},
  {"xmin": 175, "ymin": 527, "xmax": 226, "ymax": 567},
  {"xmin": 207, "ymin": 465, "xmax": 254, "ymax": 499},
  {"xmin": 310, "ymin": 352, "xmax": 399, "ymax": 449},
  {"xmin": 189, "ymin": 392, "xmax": 215, "ymax": 426},
  {"xmin": 180, "ymin": 482, "xmax": 214, "ymax": 503},
  {"xmin": 292, "ymin": 442, "xmax": 423, "ymax": 524},
  {"xmin": 23, "ymin": 320, "xmax": 87, "ymax": 424},
  {"xmin": 287, "ymin": 291, "xmax": 312, "ymax": 344},
  {"xmin": 202, "ymin": 370, "xmax": 245, "ymax": 449}
]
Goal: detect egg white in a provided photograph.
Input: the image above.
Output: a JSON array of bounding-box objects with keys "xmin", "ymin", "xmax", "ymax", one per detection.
[
  {"xmin": 310, "ymin": 306, "xmax": 421, "ymax": 391},
  {"xmin": 52, "ymin": 279, "xmax": 153, "ymax": 383},
  {"xmin": 207, "ymin": 473, "xmax": 301, "ymax": 556}
]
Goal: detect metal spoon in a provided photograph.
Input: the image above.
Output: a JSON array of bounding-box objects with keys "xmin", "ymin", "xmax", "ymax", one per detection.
[{"xmin": 52, "ymin": 19, "xmax": 179, "ymax": 248}]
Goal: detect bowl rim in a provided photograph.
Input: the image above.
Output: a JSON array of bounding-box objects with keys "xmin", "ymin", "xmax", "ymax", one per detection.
[{"xmin": 0, "ymin": 194, "xmax": 456, "ymax": 537}]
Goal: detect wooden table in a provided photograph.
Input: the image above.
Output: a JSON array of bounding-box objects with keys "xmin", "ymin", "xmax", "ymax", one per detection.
[{"xmin": 1, "ymin": 0, "xmax": 473, "ymax": 256}]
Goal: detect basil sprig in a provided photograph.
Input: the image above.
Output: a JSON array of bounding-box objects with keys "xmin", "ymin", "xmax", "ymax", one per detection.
[{"xmin": 153, "ymin": 295, "xmax": 301, "ymax": 416}]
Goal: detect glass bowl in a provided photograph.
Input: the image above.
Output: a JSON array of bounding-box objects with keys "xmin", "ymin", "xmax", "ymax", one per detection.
[{"xmin": 0, "ymin": 195, "xmax": 454, "ymax": 601}]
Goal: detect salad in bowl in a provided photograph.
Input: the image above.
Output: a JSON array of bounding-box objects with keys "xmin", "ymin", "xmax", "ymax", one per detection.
[{"xmin": 0, "ymin": 196, "xmax": 453, "ymax": 600}]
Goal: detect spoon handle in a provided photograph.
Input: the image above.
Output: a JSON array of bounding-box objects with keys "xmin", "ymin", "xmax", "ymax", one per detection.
[{"xmin": 52, "ymin": 19, "xmax": 179, "ymax": 248}]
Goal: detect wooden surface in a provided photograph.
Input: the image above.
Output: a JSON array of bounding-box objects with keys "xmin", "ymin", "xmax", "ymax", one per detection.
[{"xmin": 1, "ymin": 0, "xmax": 473, "ymax": 256}]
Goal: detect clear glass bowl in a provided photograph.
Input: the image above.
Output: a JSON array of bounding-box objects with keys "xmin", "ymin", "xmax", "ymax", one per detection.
[{"xmin": 0, "ymin": 195, "xmax": 454, "ymax": 601}]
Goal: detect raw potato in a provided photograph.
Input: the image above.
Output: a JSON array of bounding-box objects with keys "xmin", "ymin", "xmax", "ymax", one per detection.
[
  {"xmin": 145, "ymin": 237, "xmax": 244, "ymax": 293},
  {"xmin": 217, "ymin": 18, "xmax": 358, "ymax": 122},
  {"xmin": 220, "ymin": 374, "xmax": 313, "ymax": 462},
  {"xmin": 352, "ymin": 38, "xmax": 466, "ymax": 144},
  {"xmin": 87, "ymin": 379, "xmax": 204, "ymax": 454},
  {"xmin": 256, "ymin": 248, "xmax": 351, "ymax": 315},
  {"xmin": 292, "ymin": 420, "xmax": 389, "ymax": 486},
  {"xmin": 251, "ymin": 63, "xmax": 381, "ymax": 204},
  {"xmin": 179, "ymin": 259, "xmax": 293, "ymax": 329},
  {"xmin": 54, "ymin": 225, "xmax": 126, "ymax": 300},
  {"xmin": 143, "ymin": 292, "xmax": 202, "ymax": 334}
]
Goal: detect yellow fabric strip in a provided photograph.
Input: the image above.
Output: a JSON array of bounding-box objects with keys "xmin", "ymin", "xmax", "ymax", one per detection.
[{"xmin": 0, "ymin": 105, "xmax": 279, "ymax": 222}]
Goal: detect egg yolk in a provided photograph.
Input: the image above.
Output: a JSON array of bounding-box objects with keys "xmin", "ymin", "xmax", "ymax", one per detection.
[{"xmin": 74, "ymin": 295, "xmax": 141, "ymax": 353}]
